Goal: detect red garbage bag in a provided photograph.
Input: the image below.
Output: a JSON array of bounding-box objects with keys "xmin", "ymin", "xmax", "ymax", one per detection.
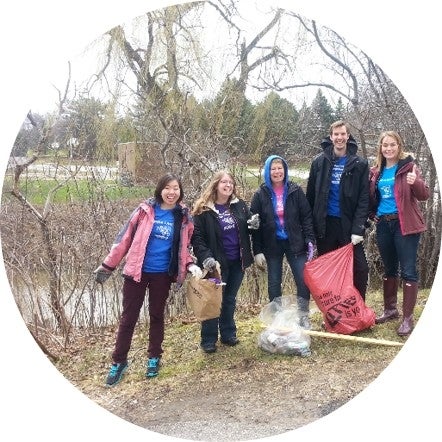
[{"xmin": 304, "ymin": 243, "xmax": 375, "ymax": 334}]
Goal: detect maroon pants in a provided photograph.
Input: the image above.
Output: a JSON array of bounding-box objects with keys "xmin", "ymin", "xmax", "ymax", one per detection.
[{"xmin": 112, "ymin": 272, "xmax": 172, "ymax": 363}]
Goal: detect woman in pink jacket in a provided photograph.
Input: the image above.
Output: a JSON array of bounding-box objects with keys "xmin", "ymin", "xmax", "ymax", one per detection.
[
  {"xmin": 369, "ymin": 131, "xmax": 430, "ymax": 336},
  {"xmin": 94, "ymin": 173, "xmax": 198, "ymax": 386}
]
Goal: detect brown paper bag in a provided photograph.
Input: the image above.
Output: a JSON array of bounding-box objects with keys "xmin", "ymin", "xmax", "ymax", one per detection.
[{"xmin": 186, "ymin": 268, "xmax": 223, "ymax": 321}]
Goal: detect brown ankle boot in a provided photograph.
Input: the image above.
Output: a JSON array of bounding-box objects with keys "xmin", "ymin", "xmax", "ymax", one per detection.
[
  {"xmin": 375, "ymin": 276, "xmax": 399, "ymax": 324},
  {"xmin": 397, "ymin": 281, "xmax": 418, "ymax": 336}
]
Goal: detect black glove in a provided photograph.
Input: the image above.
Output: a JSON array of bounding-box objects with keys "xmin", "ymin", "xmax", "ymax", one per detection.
[{"xmin": 94, "ymin": 265, "xmax": 112, "ymax": 284}]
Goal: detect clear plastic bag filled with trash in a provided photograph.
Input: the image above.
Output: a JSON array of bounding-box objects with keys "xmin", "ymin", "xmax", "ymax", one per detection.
[{"xmin": 258, "ymin": 296, "xmax": 311, "ymax": 357}]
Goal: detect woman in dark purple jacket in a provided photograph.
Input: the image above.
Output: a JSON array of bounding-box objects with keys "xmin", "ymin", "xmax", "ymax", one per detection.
[{"xmin": 369, "ymin": 131, "xmax": 430, "ymax": 336}]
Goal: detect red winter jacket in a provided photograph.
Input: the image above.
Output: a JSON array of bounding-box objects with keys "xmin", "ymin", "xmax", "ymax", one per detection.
[
  {"xmin": 102, "ymin": 198, "xmax": 194, "ymax": 284},
  {"xmin": 369, "ymin": 157, "xmax": 430, "ymax": 235}
]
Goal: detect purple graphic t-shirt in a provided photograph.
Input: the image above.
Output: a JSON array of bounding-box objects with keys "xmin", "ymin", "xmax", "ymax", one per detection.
[{"xmin": 215, "ymin": 203, "xmax": 240, "ymax": 261}]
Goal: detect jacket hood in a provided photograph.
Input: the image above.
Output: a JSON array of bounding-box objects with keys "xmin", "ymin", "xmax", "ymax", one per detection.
[
  {"xmin": 320, "ymin": 134, "xmax": 359, "ymax": 156},
  {"xmin": 141, "ymin": 197, "xmax": 190, "ymax": 218},
  {"xmin": 203, "ymin": 196, "xmax": 240, "ymax": 213},
  {"xmin": 263, "ymin": 155, "xmax": 289, "ymax": 189},
  {"xmin": 139, "ymin": 198, "xmax": 155, "ymax": 213}
]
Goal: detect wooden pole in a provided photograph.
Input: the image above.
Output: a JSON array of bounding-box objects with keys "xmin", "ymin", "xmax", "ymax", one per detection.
[
  {"xmin": 261, "ymin": 324, "xmax": 404, "ymax": 347},
  {"xmin": 304, "ymin": 329, "xmax": 404, "ymax": 347}
]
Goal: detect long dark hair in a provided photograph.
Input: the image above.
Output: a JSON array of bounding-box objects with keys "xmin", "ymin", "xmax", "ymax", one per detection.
[{"xmin": 154, "ymin": 173, "xmax": 184, "ymax": 204}]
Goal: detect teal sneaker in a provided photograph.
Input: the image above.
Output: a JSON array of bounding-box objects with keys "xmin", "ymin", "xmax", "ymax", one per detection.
[
  {"xmin": 105, "ymin": 361, "xmax": 128, "ymax": 387},
  {"xmin": 146, "ymin": 357, "xmax": 161, "ymax": 378}
]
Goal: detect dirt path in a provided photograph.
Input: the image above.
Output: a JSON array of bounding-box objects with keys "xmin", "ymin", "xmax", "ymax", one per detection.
[{"xmin": 78, "ymin": 353, "xmax": 390, "ymax": 441}]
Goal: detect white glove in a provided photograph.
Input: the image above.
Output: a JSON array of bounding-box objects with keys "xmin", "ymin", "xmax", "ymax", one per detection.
[
  {"xmin": 203, "ymin": 257, "xmax": 217, "ymax": 271},
  {"xmin": 254, "ymin": 253, "xmax": 266, "ymax": 270},
  {"xmin": 188, "ymin": 264, "xmax": 203, "ymax": 279},
  {"xmin": 351, "ymin": 234, "xmax": 364, "ymax": 245},
  {"xmin": 247, "ymin": 213, "xmax": 260, "ymax": 230}
]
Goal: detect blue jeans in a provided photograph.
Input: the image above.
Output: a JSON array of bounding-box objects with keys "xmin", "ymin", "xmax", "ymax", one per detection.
[
  {"xmin": 266, "ymin": 240, "xmax": 310, "ymax": 302},
  {"xmin": 376, "ymin": 218, "xmax": 420, "ymax": 282},
  {"xmin": 201, "ymin": 259, "xmax": 244, "ymax": 346}
]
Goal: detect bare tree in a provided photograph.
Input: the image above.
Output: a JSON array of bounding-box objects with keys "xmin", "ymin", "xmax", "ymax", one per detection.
[
  {"xmin": 2, "ymin": 2, "xmax": 439, "ymax": 362},
  {"xmin": 8, "ymin": 128, "xmax": 70, "ymax": 334}
]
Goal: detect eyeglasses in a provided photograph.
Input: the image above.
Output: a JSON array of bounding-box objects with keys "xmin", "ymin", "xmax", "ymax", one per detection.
[{"xmin": 219, "ymin": 180, "xmax": 234, "ymax": 185}]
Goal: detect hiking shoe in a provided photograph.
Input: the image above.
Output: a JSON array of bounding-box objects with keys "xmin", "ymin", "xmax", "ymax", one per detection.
[
  {"xmin": 146, "ymin": 357, "xmax": 161, "ymax": 378},
  {"xmin": 201, "ymin": 343, "xmax": 217, "ymax": 353},
  {"xmin": 221, "ymin": 337, "xmax": 239, "ymax": 346},
  {"xmin": 105, "ymin": 361, "xmax": 128, "ymax": 387}
]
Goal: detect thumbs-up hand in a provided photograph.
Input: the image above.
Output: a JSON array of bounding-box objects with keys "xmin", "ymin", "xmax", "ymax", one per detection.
[{"xmin": 406, "ymin": 164, "xmax": 417, "ymax": 185}]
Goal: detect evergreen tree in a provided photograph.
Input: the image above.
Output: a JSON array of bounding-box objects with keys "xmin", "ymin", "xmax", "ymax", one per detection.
[
  {"xmin": 247, "ymin": 92, "xmax": 298, "ymax": 159},
  {"xmin": 310, "ymin": 89, "xmax": 335, "ymax": 134},
  {"xmin": 334, "ymin": 97, "xmax": 346, "ymax": 121}
]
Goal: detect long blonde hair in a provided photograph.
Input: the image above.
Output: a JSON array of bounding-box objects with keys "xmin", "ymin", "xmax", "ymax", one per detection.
[
  {"xmin": 373, "ymin": 130, "xmax": 412, "ymax": 169},
  {"xmin": 192, "ymin": 170, "xmax": 237, "ymax": 216}
]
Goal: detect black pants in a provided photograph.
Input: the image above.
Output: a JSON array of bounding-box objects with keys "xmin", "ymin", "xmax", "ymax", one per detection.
[{"xmin": 317, "ymin": 216, "xmax": 369, "ymax": 300}]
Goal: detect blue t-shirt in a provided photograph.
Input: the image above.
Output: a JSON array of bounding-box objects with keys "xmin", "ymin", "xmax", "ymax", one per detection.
[
  {"xmin": 215, "ymin": 203, "xmax": 240, "ymax": 261},
  {"xmin": 377, "ymin": 164, "xmax": 398, "ymax": 216},
  {"xmin": 143, "ymin": 205, "xmax": 175, "ymax": 273},
  {"xmin": 327, "ymin": 156, "xmax": 347, "ymax": 217}
]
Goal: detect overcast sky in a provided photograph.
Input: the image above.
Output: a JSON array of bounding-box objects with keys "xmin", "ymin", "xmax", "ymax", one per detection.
[{"xmin": 21, "ymin": 0, "xmax": 348, "ymax": 114}]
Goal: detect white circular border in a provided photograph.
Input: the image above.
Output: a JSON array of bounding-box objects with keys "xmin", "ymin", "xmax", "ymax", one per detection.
[{"xmin": 1, "ymin": 1, "xmax": 440, "ymax": 441}]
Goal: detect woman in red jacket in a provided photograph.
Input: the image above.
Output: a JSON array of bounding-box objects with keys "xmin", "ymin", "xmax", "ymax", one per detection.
[
  {"xmin": 369, "ymin": 131, "xmax": 430, "ymax": 336},
  {"xmin": 94, "ymin": 173, "xmax": 198, "ymax": 386}
]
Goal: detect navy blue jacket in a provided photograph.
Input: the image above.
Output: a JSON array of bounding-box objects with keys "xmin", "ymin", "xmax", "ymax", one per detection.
[
  {"xmin": 306, "ymin": 136, "xmax": 369, "ymax": 240},
  {"xmin": 250, "ymin": 155, "xmax": 315, "ymax": 257}
]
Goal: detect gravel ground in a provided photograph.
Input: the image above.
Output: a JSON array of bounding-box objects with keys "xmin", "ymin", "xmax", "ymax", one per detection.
[{"xmin": 80, "ymin": 355, "xmax": 388, "ymax": 441}]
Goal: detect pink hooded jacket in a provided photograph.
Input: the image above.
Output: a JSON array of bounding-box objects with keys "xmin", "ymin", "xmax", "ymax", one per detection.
[{"xmin": 102, "ymin": 198, "xmax": 194, "ymax": 284}]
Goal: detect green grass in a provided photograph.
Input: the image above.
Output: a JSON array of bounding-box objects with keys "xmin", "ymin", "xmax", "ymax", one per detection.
[
  {"xmin": 2, "ymin": 177, "xmax": 151, "ymax": 204},
  {"xmin": 2, "ymin": 162, "xmax": 310, "ymax": 205},
  {"xmin": 55, "ymin": 287, "xmax": 430, "ymax": 394}
]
